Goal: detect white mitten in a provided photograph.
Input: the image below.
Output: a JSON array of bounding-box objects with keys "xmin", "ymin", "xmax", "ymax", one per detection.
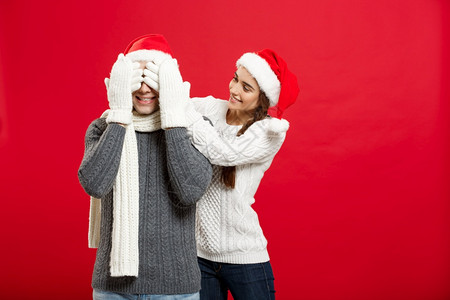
[
  {"xmin": 104, "ymin": 65, "xmax": 142, "ymax": 93},
  {"xmin": 143, "ymin": 61, "xmax": 159, "ymax": 91},
  {"xmin": 158, "ymin": 59, "xmax": 190, "ymax": 129},
  {"xmin": 131, "ymin": 64, "xmax": 144, "ymax": 93},
  {"xmin": 106, "ymin": 54, "xmax": 139, "ymax": 124}
]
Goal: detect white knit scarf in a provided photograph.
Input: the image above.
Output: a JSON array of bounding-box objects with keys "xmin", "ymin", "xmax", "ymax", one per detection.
[{"xmin": 88, "ymin": 109, "xmax": 161, "ymax": 277}]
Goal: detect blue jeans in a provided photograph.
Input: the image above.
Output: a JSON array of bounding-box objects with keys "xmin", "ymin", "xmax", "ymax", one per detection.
[
  {"xmin": 198, "ymin": 257, "xmax": 275, "ymax": 300},
  {"xmin": 93, "ymin": 289, "xmax": 200, "ymax": 300}
]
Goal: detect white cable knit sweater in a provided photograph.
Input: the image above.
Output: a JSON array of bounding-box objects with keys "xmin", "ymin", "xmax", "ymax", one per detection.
[{"xmin": 188, "ymin": 96, "xmax": 287, "ymax": 264}]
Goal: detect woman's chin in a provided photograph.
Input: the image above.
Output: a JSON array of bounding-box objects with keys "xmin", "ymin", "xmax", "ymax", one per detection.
[{"xmin": 227, "ymin": 100, "xmax": 240, "ymax": 110}]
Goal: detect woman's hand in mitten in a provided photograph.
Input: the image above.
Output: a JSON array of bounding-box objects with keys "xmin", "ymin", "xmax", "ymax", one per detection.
[
  {"xmin": 158, "ymin": 58, "xmax": 190, "ymax": 129},
  {"xmin": 143, "ymin": 61, "xmax": 159, "ymax": 92}
]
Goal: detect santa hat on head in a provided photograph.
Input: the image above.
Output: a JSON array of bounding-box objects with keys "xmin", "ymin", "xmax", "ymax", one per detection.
[
  {"xmin": 124, "ymin": 34, "xmax": 173, "ymax": 65},
  {"xmin": 236, "ymin": 49, "xmax": 299, "ymax": 133}
]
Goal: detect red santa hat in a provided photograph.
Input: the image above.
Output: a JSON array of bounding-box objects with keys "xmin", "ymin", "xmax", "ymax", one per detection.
[
  {"xmin": 124, "ymin": 34, "xmax": 173, "ymax": 65},
  {"xmin": 236, "ymin": 49, "xmax": 299, "ymax": 121}
]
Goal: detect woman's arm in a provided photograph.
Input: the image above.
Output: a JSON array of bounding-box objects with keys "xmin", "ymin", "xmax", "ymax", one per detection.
[
  {"xmin": 78, "ymin": 118, "xmax": 126, "ymax": 198},
  {"xmin": 187, "ymin": 117, "xmax": 286, "ymax": 166},
  {"xmin": 189, "ymin": 96, "xmax": 227, "ymax": 117},
  {"xmin": 156, "ymin": 60, "xmax": 286, "ymax": 166}
]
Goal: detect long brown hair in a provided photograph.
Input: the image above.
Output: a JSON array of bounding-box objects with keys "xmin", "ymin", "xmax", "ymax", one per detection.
[{"xmin": 221, "ymin": 92, "xmax": 271, "ymax": 188}]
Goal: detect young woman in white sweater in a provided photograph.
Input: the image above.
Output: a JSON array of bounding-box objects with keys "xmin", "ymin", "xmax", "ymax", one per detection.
[{"xmin": 156, "ymin": 49, "xmax": 299, "ymax": 300}]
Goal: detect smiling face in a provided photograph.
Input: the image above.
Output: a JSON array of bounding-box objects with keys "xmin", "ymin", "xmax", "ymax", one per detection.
[
  {"xmin": 228, "ymin": 66, "xmax": 261, "ymax": 115},
  {"xmin": 132, "ymin": 61, "xmax": 159, "ymax": 115}
]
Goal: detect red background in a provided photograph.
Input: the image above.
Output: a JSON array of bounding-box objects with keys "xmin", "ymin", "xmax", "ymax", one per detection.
[{"xmin": 1, "ymin": 0, "xmax": 449, "ymax": 299}]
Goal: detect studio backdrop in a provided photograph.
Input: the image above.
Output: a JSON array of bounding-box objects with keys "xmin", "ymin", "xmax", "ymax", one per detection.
[{"xmin": 0, "ymin": 0, "xmax": 449, "ymax": 299}]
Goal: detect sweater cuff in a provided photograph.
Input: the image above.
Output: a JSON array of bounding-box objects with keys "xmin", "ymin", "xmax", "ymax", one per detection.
[{"xmin": 160, "ymin": 107, "xmax": 187, "ymax": 129}]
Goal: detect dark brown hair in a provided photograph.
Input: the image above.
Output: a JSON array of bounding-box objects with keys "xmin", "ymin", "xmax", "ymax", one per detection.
[{"xmin": 221, "ymin": 92, "xmax": 271, "ymax": 188}]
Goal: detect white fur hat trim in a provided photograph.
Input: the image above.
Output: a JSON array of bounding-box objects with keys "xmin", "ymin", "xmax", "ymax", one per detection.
[
  {"xmin": 125, "ymin": 49, "xmax": 172, "ymax": 66},
  {"xmin": 236, "ymin": 53, "xmax": 281, "ymax": 107}
]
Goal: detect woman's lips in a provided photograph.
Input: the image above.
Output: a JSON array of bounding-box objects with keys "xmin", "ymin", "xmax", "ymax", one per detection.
[{"xmin": 229, "ymin": 96, "xmax": 242, "ymax": 103}]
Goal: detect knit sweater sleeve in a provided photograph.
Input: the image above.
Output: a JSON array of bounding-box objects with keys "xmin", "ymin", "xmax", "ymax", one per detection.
[
  {"xmin": 187, "ymin": 116, "xmax": 286, "ymax": 166},
  {"xmin": 78, "ymin": 118, "xmax": 126, "ymax": 198},
  {"xmin": 189, "ymin": 96, "xmax": 226, "ymax": 116},
  {"xmin": 164, "ymin": 127, "xmax": 212, "ymax": 207}
]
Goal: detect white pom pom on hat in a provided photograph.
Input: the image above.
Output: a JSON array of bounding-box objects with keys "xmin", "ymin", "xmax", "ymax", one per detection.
[
  {"xmin": 267, "ymin": 118, "xmax": 290, "ymax": 134},
  {"xmin": 236, "ymin": 48, "xmax": 299, "ymax": 117},
  {"xmin": 124, "ymin": 34, "xmax": 173, "ymax": 65}
]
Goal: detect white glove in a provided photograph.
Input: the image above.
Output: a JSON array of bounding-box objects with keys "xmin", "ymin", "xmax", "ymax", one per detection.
[
  {"xmin": 131, "ymin": 65, "xmax": 144, "ymax": 93},
  {"xmin": 158, "ymin": 58, "xmax": 190, "ymax": 129},
  {"xmin": 105, "ymin": 54, "xmax": 139, "ymax": 125},
  {"xmin": 143, "ymin": 61, "xmax": 159, "ymax": 91},
  {"xmin": 104, "ymin": 62, "xmax": 143, "ymax": 94}
]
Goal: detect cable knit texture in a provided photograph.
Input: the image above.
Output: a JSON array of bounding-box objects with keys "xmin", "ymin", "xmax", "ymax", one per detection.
[
  {"xmin": 97, "ymin": 110, "xmax": 162, "ymax": 277},
  {"xmin": 78, "ymin": 117, "xmax": 212, "ymax": 294},
  {"xmin": 187, "ymin": 96, "xmax": 287, "ymax": 264}
]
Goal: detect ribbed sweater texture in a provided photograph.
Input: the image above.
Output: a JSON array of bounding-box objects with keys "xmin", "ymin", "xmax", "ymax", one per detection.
[
  {"xmin": 78, "ymin": 118, "xmax": 212, "ymax": 294},
  {"xmin": 189, "ymin": 97, "xmax": 286, "ymax": 264}
]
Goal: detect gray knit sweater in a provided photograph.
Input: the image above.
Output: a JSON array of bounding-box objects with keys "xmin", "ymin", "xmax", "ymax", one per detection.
[{"xmin": 78, "ymin": 118, "xmax": 212, "ymax": 295}]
